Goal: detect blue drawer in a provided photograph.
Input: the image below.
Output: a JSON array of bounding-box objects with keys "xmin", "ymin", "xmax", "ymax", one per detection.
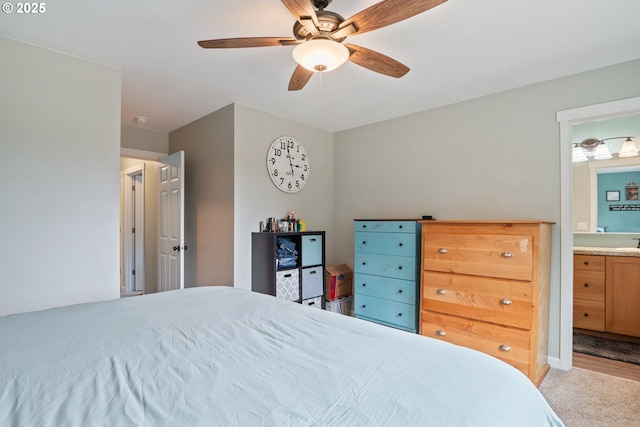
[
  {"xmin": 355, "ymin": 294, "xmax": 416, "ymax": 331},
  {"xmin": 301, "ymin": 266, "xmax": 324, "ymax": 299},
  {"xmin": 354, "ymin": 221, "xmax": 416, "ymax": 233},
  {"xmin": 354, "ymin": 252, "xmax": 415, "ymax": 281},
  {"xmin": 354, "ymin": 231, "xmax": 416, "ymax": 256},
  {"xmin": 301, "ymin": 234, "xmax": 323, "ymax": 266},
  {"xmin": 354, "ymin": 273, "xmax": 416, "ymax": 304}
]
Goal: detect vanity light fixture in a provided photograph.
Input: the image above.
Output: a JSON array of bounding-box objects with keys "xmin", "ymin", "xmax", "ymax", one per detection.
[{"xmin": 572, "ymin": 136, "xmax": 637, "ymax": 162}]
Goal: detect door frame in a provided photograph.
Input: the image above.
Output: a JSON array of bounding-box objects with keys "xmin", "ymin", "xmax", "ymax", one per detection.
[
  {"xmin": 557, "ymin": 95, "xmax": 640, "ymax": 370},
  {"xmin": 123, "ymin": 165, "xmax": 146, "ymax": 293}
]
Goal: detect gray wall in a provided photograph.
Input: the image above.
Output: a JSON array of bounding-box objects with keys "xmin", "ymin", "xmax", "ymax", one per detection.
[
  {"xmin": 233, "ymin": 104, "xmax": 335, "ymax": 290},
  {"xmin": 333, "ymin": 58, "xmax": 640, "ymax": 361},
  {"xmin": 0, "ymin": 36, "xmax": 121, "ymax": 315},
  {"xmin": 169, "ymin": 104, "xmax": 236, "ymax": 287}
]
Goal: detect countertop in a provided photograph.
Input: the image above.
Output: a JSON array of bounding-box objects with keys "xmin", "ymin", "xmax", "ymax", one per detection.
[{"xmin": 574, "ymin": 246, "xmax": 640, "ymax": 257}]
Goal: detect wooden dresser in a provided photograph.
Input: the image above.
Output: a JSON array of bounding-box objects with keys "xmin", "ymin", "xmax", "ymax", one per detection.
[{"xmin": 419, "ymin": 220, "xmax": 553, "ymax": 386}]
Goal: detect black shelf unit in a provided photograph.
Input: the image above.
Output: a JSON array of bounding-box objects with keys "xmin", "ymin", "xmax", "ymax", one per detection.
[{"xmin": 251, "ymin": 231, "xmax": 326, "ymax": 309}]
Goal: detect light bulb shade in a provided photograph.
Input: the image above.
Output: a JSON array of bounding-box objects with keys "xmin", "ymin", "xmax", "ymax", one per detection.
[
  {"xmin": 618, "ymin": 138, "xmax": 639, "ymax": 158},
  {"xmin": 292, "ymin": 39, "xmax": 349, "ymax": 72},
  {"xmin": 593, "ymin": 142, "xmax": 612, "ymax": 160},
  {"xmin": 572, "ymin": 146, "xmax": 588, "ymax": 162}
]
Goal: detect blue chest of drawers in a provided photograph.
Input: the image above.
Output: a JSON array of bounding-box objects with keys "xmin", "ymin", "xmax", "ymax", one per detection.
[{"xmin": 353, "ymin": 220, "xmax": 421, "ymax": 332}]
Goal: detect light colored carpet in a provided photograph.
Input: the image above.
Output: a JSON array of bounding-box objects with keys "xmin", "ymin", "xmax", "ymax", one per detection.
[{"xmin": 539, "ymin": 368, "xmax": 640, "ymax": 427}]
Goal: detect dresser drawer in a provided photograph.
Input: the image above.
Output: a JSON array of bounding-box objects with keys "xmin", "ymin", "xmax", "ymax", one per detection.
[
  {"xmin": 573, "ymin": 270, "xmax": 605, "ymax": 301},
  {"xmin": 355, "ymin": 221, "xmax": 416, "ymax": 233},
  {"xmin": 421, "ymin": 311, "xmax": 531, "ymax": 376},
  {"xmin": 301, "ymin": 234, "xmax": 323, "ymax": 266},
  {"xmin": 355, "ymin": 231, "xmax": 416, "ymax": 257},
  {"xmin": 354, "ymin": 273, "xmax": 416, "ymax": 304},
  {"xmin": 301, "ymin": 266, "xmax": 324, "ymax": 300},
  {"xmin": 423, "ymin": 233, "xmax": 534, "ymax": 281},
  {"xmin": 354, "ymin": 252, "xmax": 415, "ymax": 281},
  {"xmin": 574, "ymin": 254, "xmax": 605, "ymax": 271},
  {"xmin": 422, "ymin": 271, "xmax": 532, "ymax": 329},
  {"xmin": 355, "ymin": 294, "xmax": 416, "ymax": 331},
  {"xmin": 275, "ymin": 269, "xmax": 300, "ymax": 301},
  {"xmin": 573, "ymin": 299, "xmax": 605, "ymax": 331}
]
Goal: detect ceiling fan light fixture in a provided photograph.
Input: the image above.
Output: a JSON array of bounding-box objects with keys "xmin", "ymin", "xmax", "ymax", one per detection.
[
  {"xmin": 292, "ymin": 38, "xmax": 349, "ymax": 72},
  {"xmin": 618, "ymin": 137, "xmax": 639, "ymax": 158}
]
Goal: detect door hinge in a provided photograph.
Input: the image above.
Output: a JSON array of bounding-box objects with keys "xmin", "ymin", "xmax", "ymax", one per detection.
[
  {"xmin": 132, "ymin": 269, "xmax": 135, "ymax": 275},
  {"xmin": 132, "ymin": 227, "xmax": 135, "ymax": 233},
  {"xmin": 132, "ymin": 185, "xmax": 135, "ymax": 191}
]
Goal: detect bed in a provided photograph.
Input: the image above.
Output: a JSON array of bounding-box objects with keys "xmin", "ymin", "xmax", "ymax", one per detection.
[{"xmin": 0, "ymin": 286, "xmax": 564, "ymax": 426}]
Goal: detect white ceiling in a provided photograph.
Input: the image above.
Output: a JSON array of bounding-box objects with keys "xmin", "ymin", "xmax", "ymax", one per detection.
[{"xmin": 2, "ymin": 0, "xmax": 640, "ymax": 133}]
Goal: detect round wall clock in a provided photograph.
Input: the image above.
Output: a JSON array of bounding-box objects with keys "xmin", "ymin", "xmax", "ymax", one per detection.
[{"xmin": 266, "ymin": 136, "xmax": 310, "ymax": 193}]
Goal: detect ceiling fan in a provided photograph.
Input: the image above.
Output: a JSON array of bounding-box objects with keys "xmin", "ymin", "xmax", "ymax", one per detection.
[{"xmin": 198, "ymin": 0, "xmax": 447, "ymax": 91}]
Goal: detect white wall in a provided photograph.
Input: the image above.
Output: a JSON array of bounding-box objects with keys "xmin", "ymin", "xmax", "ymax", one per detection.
[
  {"xmin": 0, "ymin": 36, "xmax": 121, "ymax": 315},
  {"xmin": 333, "ymin": 58, "xmax": 640, "ymax": 362},
  {"xmin": 234, "ymin": 104, "xmax": 334, "ymax": 290}
]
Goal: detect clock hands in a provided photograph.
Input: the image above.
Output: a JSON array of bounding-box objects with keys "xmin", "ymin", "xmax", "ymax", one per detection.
[{"xmin": 286, "ymin": 144, "xmax": 295, "ymax": 175}]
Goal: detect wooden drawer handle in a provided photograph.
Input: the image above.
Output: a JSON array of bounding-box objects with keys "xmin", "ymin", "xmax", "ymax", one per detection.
[
  {"xmin": 436, "ymin": 289, "xmax": 447, "ymax": 295},
  {"xmin": 498, "ymin": 345, "xmax": 511, "ymax": 352},
  {"xmin": 436, "ymin": 330, "xmax": 446, "ymax": 337},
  {"xmin": 584, "ymin": 261, "xmax": 589, "ymax": 265},
  {"xmin": 501, "ymin": 252, "xmax": 513, "ymax": 258},
  {"xmin": 500, "ymin": 298, "xmax": 513, "ymax": 306},
  {"xmin": 437, "ymin": 248, "xmax": 448, "ymax": 254},
  {"xmin": 584, "ymin": 313, "xmax": 589, "ymax": 317},
  {"xmin": 584, "ymin": 283, "xmax": 589, "ymax": 287}
]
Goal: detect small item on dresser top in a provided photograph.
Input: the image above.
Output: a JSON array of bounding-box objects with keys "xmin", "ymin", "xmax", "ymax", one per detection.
[{"xmin": 422, "ymin": 215, "xmax": 436, "ymax": 220}]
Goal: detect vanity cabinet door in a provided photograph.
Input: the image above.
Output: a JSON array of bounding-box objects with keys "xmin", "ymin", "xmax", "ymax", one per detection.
[{"xmin": 606, "ymin": 256, "xmax": 640, "ymax": 337}]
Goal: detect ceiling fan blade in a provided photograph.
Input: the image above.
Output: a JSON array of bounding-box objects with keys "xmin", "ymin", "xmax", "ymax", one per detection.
[
  {"xmin": 340, "ymin": 0, "xmax": 447, "ymax": 36},
  {"xmin": 198, "ymin": 37, "xmax": 297, "ymax": 49},
  {"xmin": 345, "ymin": 44, "xmax": 409, "ymax": 78},
  {"xmin": 281, "ymin": 0, "xmax": 319, "ymax": 34},
  {"xmin": 288, "ymin": 65, "xmax": 314, "ymax": 91}
]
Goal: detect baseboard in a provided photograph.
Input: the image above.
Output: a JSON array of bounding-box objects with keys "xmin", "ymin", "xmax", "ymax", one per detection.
[{"xmin": 548, "ymin": 356, "xmax": 564, "ymax": 370}]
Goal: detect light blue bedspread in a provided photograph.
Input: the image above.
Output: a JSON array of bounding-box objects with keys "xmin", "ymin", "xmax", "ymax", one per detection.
[{"xmin": 0, "ymin": 287, "xmax": 564, "ymax": 426}]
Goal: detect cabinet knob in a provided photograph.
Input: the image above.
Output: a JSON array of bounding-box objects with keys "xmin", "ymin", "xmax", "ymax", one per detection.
[
  {"xmin": 437, "ymin": 248, "xmax": 448, "ymax": 254},
  {"xmin": 398, "ymin": 313, "xmax": 403, "ymax": 317},
  {"xmin": 501, "ymin": 252, "xmax": 513, "ymax": 258},
  {"xmin": 362, "ymin": 283, "xmax": 366, "ymax": 287},
  {"xmin": 584, "ymin": 261, "xmax": 590, "ymax": 265},
  {"xmin": 584, "ymin": 283, "xmax": 589, "ymax": 287},
  {"xmin": 499, "ymin": 345, "xmax": 511, "ymax": 352},
  {"xmin": 398, "ymin": 289, "xmax": 403, "ymax": 294},
  {"xmin": 361, "ymin": 304, "xmax": 366, "ymax": 308},
  {"xmin": 584, "ymin": 313, "xmax": 589, "ymax": 317},
  {"xmin": 398, "ymin": 242, "xmax": 403, "ymax": 247},
  {"xmin": 436, "ymin": 289, "xmax": 447, "ymax": 295},
  {"xmin": 362, "ymin": 241, "xmax": 366, "ymax": 245},
  {"xmin": 436, "ymin": 330, "xmax": 446, "ymax": 337},
  {"xmin": 398, "ymin": 265, "xmax": 403, "ymax": 270},
  {"xmin": 500, "ymin": 298, "xmax": 513, "ymax": 306}
]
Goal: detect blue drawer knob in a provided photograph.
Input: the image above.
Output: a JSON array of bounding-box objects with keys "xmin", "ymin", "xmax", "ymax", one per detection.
[
  {"xmin": 362, "ymin": 283, "xmax": 367, "ymax": 287},
  {"xmin": 362, "ymin": 304, "xmax": 366, "ymax": 308},
  {"xmin": 399, "ymin": 242, "xmax": 403, "ymax": 247},
  {"xmin": 398, "ymin": 266, "xmax": 403, "ymax": 270},
  {"xmin": 398, "ymin": 313, "xmax": 403, "ymax": 317},
  {"xmin": 362, "ymin": 262, "xmax": 366, "ymax": 265},
  {"xmin": 398, "ymin": 289, "xmax": 403, "ymax": 293},
  {"xmin": 362, "ymin": 241, "xmax": 367, "ymax": 244}
]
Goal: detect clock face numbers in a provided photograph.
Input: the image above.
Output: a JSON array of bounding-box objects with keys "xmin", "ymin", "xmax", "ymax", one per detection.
[{"xmin": 267, "ymin": 136, "xmax": 310, "ymax": 193}]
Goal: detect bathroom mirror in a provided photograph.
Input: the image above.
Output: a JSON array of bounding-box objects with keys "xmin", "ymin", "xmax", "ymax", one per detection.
[{"xmin": 572, "ymin": 114, "xmax": 640, "ymax": 233}]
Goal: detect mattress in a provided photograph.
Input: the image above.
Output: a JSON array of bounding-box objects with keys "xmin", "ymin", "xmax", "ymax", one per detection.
[{"xmin": 0, "ymin": 286, "xmax": 564, "ymax": 426}]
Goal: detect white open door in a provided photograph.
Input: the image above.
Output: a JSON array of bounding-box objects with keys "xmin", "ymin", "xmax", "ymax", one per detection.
[{"xmin": 158, "ymin": 151, "xmax": 185, "ymax": 292}]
